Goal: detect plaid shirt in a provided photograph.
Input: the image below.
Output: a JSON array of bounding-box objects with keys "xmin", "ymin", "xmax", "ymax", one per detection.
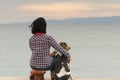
[{"xmin": 29, "ymin": 34, "xmax": 70, "ymax": 69}]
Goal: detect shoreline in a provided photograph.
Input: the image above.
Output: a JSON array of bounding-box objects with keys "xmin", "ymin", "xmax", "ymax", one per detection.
[{"xmin": 0, "ymin": 77, "xmax": 120, "ymax": 80}]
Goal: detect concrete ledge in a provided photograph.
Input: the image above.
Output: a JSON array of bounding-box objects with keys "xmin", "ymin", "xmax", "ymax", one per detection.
[{"xmin": 0, "ymin": 77, "xmax": 120, "ymax": 80}]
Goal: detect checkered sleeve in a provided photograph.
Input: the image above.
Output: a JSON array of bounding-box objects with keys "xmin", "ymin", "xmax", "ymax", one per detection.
[{"xmin": 48, "ymin": 35, "xmax": 71, "ymax": 58}]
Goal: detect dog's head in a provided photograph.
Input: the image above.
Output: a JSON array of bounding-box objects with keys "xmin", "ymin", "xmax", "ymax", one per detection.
[{"xmin": 59, "ymin": 42, "xmax": 71, "ymax": 51}]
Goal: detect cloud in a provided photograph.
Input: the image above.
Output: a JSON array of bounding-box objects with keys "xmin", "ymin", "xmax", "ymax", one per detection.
[
  {"xmin": 18, "ymin": 2, "xmax": 97, "ymax": 19},
  {"xmin": 1, "ymin": 1, "xmax": 120, "ymax": 23},
  {"xmin": 19, "ymin": 3, "xmax": 96, "ymax": 11},
  {"xmin": 17, "ymin": 2, "xmax": 120, "ymax": 19}
]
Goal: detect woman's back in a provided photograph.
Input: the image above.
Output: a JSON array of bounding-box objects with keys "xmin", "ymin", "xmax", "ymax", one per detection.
[{"xmin": 29, "ymin": 34, "xmax": 52, "ymax": 69}]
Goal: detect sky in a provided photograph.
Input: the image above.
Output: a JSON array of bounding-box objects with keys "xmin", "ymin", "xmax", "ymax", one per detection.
[{"xmin": 0, "ymin": 0, "xmax": 120, "ymax": 23}]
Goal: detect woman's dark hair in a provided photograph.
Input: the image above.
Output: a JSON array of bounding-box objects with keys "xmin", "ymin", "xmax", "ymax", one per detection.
[{"xmin": 29, "ymin": 17, "xmax": 47, "ymax": 34}]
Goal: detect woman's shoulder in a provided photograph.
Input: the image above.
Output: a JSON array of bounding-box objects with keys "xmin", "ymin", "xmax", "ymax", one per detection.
[
  {"xmin": 44, "ymin": 34, "xmax": 55, "ymax": 40},
  {"xmin": 44, "ymin": 34, "xmax": 53, "ymax": 38},
  {"xmin": 29, "ymin": 34, "xmax": 55, "ymax": 41},
  {"xmin": 29, "ymin": 35, "xmax": 36, "ymax": 41}
]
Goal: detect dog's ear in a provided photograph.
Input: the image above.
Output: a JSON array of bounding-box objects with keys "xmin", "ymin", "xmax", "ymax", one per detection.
[
  {"xmin": 59, "ymin": 42, "xmax": 67, "ymax": 49},
  {"xmin": 62, "ymin": 44, "xmax": 66, "ymax": 49}
]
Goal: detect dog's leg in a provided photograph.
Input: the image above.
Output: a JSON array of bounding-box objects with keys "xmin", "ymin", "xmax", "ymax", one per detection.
[
  {"xmin": 50, "ymin": 69, "xmax": 55, "ymax": 80},
  {"xmin": 29, "ymin": 74, "xmax": 34, "ymax": 80},
  {"xmin": 69, "ymin": 75, "xmax": 73, "ymax": 80}
]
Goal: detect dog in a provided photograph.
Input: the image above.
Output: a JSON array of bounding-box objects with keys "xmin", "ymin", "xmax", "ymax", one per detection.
[{"xmin": 51, "ymin": 42, "xmax": 73, "ymax": 80}]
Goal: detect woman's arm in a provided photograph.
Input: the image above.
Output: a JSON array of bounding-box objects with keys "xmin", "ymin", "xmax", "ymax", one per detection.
[{"xmin": 48, "ymin": 36, "xmax": 71, "ymax": 58}]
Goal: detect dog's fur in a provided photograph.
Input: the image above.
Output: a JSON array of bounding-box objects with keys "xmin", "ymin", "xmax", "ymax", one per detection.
[{"xmin": 51, "ymin": 42, "xmax": 73, "ymax": 80}]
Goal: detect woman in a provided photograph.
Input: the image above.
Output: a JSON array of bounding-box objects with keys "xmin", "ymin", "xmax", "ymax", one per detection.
[{"xmin": 29, "ymin": 17, "xmax": 71, "ymax": 79}]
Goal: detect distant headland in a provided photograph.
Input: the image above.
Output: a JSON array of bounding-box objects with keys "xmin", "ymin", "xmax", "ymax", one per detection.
[{"xmin": 0, "ymin": 16, "xmax": 120, "ymax": 25}]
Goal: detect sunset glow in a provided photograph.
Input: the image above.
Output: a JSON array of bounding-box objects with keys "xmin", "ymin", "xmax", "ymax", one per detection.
[{"xmin": 0, "ymin": 1, "xmax": 120, "ymax": 23}]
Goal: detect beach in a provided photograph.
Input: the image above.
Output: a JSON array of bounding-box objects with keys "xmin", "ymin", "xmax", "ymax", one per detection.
[{"xmin": 0, "ymin": 77, "xmax": 120, "ymax": 80}]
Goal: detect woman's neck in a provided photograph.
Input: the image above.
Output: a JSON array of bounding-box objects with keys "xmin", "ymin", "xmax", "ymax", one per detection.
[{"xmin": 34, "ymin": 32, "xmax": 44, "ymax": 35}]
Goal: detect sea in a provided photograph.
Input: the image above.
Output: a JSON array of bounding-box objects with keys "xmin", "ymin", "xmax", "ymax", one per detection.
[{"xmin": 0, "ymin": 22, "xmax": 120, "ymax": 78}]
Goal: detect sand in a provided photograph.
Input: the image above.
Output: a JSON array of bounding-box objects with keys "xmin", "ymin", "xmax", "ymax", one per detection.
[{"xmin": 0, "ymin": 77, "xmax": 120, "ymax": 80}]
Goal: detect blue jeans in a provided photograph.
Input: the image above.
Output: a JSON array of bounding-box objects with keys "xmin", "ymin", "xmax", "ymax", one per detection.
[{"xmin": 31, "ymin": 57, "xmax": 55, "ymax": 70}]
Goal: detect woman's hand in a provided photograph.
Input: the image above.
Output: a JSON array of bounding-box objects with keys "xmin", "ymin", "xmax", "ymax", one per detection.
[{"xmin": 50, "ymin": 51, "xmax": 57, "ymax": 56}]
